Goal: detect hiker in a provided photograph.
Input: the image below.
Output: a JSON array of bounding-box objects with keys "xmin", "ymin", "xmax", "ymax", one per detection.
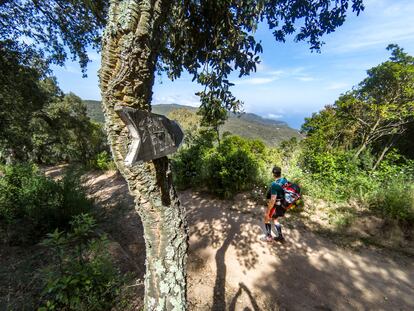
[{"xmin": 262, "ymin": 166, "xmax": 288, "ymax": 242}]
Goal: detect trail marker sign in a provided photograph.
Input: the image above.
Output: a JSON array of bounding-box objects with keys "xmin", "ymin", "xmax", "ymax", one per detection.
[{"xmin": 115, "ymin": 106, "xmax": 184, "ymax": 166}]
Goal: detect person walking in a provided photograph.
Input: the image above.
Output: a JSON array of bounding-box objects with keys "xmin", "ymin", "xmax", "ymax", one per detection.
[{"xmin": 261, "ymin": 166, "xmax": 288, "ymax": 242}]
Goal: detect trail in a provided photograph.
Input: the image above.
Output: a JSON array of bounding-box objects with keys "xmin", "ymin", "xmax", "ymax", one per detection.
[
  {"xmin": 182, "ymin": 190, "xmax": 414, "ymax": 311},
  {"xmin": 84, "ymin": 171, "xmax": 414, "ymax": 311}
]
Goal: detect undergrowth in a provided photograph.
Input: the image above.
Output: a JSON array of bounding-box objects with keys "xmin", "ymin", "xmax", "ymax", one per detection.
[
  {"xmin": 39, "ymin": 214, "xmax": 127, "ymax": 311},
  {"xmin": 0, "ymin": 163, "xmax": 93, "ymax": 245}
]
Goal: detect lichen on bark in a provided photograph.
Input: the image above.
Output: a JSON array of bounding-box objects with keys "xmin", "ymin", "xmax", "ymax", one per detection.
[{"xmin": 99, "ymin": 0, "xmax": 188, "ymax": 310}]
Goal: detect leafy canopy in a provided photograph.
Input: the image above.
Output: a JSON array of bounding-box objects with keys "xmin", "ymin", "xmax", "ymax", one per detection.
[
  {"xmin": 336, "ymin": 44, "xmax": 414, "ymax": 151},
  {"xmin": 1, "ymin": 0, "xmax": 365, "ymax": 132},
  {"xmin": 158, "ymin": 0, "xmax": 364, "ymax": 125},
  {"xmin": 2, "ymin": 1, "xmax": 364, "ymax": 122},
  {"xmin": 0, "ymin": 0, "xmax": 108, "ymax": 74},
  {"xmin": 302, "ymin": 44, "xmax": 414, "ymax": 167},
  {"xmin": 0, "ymin": 46, "xmax": 107, "ymax": 164},
  {"xmin": 0, "ymin": 44, "xmax": 46, "ymax": 161}
]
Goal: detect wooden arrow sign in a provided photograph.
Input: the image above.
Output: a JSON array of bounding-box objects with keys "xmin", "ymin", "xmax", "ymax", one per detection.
[{"xmin": 115, "ymin": 106, "xmax": 184, "ymax": 166}]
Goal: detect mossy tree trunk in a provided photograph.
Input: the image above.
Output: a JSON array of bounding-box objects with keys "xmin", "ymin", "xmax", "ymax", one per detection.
[{"xmin": 99, "ymin": 1, "xmax": 187, "ymax": 310}]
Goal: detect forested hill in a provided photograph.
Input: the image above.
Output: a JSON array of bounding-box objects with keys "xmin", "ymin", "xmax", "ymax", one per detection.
[{"xmin": 84, "ymin": 100, "xmax": 302, "ymax": 146}]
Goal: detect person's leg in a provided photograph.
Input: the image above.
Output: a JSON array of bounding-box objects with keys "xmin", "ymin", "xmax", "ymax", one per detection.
[
  {"xmin": 261, "ymin": 208, "xmax": 274, "ymax": 241},
  {"xmin": 272, "ymin": 205, "xmax": 286, "ymax": 239},
  {"xmin": 265, "ymin": 222, "xmax": 272, "ymax": 237},
  {"xmin": 265, "ymin": 207, "xmax": 275, "ymax": 236},
  {"xmin": 274, "ymin": 218, "xmax": 283, "ymax": 238},
  {"xmin": 273, "ymin": 217, "xmax": 284, "ymax": 241}
]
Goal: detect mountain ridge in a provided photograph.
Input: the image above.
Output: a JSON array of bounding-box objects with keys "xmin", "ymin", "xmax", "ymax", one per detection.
[{"xmin": 84, "ymin": 100, "xmax": 302, "ymax": 146}]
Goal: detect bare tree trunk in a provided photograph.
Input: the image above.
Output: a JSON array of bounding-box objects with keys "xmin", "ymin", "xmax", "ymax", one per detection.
[
  {"xmin": 354, "ymin": 140, "xmax": 367, "ymax": 159},
  {"xmin": 354, "ymin": 118, "xmax": 383, "ymax": 160},
  {"xmin": 99, "ymin": 1, "xmax": 188, "ymax": 310},
  {"xmin": 215, "ymin": 126, "xmax": 221, "ymax": 145},
  {"xmin": 372, "ymin": 134, "xmax": 399, "ymax": 171}
]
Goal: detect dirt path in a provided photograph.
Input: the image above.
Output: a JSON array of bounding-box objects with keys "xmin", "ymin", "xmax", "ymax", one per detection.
[
  {"xmin": 181, "ymin": 191, "xmax": 414, "ymax": 311},
  {"xmin": 84, "ymin": 171, "xmax": 414, "ymax": 311}
]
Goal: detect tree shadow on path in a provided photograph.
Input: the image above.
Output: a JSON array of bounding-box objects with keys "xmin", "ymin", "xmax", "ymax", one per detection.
[
  {"xmin": 183, "ymin": 190, "xmax": 414, "ymax": 311},
  {"xmin": 182, "ymin": 190, "xmax": 262, "ymax": 310},
  {"xmin": 254, "ymin": 226, "xmax": 414, "ymax": 311},
  {"xmin": 229, "ymin": 282, "xmax": 261, "ymax": 311}
]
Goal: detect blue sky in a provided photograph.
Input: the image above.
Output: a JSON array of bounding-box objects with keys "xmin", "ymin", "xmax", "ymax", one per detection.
[{"xmin": 52, "ymin": 0, "xmax": 414, "ymax": 129}]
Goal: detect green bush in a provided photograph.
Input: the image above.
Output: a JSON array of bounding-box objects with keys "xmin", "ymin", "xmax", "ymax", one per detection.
[
  {"xmin": 172, "ymin": 133, "xmax": 269, "ymax": 198},
  {"xmin": 297, "ymin": 149, "xmax": 378, "ymax": 201},
  {"xmin": 39, "ymin": 214, "xmax": 124, "ymax": 311},
  {"xmin": 171, "ymin": 129, "xmax": 216, "ymax": 190},
  {"xmin": 202, "ymin": 136, "xmax": 266, "ymax": 198},
  {"xmin": 298, "ymin": 147, "xmax": 414, "ymax": 224},
  {"xmin": 368, "ymin": 178, "xmax": 414, "ymax": 224},
  {"xmin": 172, "ymin": 145, "xmax": 204, "ymax": 189},
  {"xmin": 371, "ymin": 150, "xmax": 414, "ymax": 180},
  {"xmin": 0, "ymin": 164, "xmax": 92, "ymax": 244},
  {"xmin": 302, "ymin": 149, "xmax": 360, "ymax": 181},
  {"xmin": 89, "ymin": 151, "xmax": 116, "ymax": 171}
]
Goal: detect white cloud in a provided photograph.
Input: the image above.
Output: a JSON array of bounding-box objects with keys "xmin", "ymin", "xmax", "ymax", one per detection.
[
  {"xmin": 334, "ymin": 27, "xmax": 414, "ymax": 53},
  {"xmin": 327, "ymin": 0, "xmax": 414, "ymax": 54},
  {"xmin": 236, "ymin": 77, "xmax": 278, "ymax": 85},
  {"xmin": 65, "ymin": 65, "xmax": 81, "ymax": 74},
  {"xmin": 267, "ymin": 70, "xmax": 285, "ymax": 76},
  {"xmin": 268, "ymin": 67, "xmax": 315, "ymax": 81},
  {"xmin": 266, "ymin": 113, "xmax": 283, "ymax": 119},
  {"xmin": 235, "ymin": 66, "xmax": 314, "ymax": 85},
  {"xmin": 153, "ymin": 94, "xmax": 200, "ymax": 107},
  {"xmin": 296, "ymin": 76, "xmax": 316, "ymax": 82},
  {"xmin": 326, "ymin": 82, "xmax": 349, "ymax": 90},
  {"xmin": 255, "ymin": 61, "xmax": 269, "ymax": 73},
  {"xmin": 88, "ymin": 51, "xmax": 100, "ymax": 61},
  {"xmin": 363, "ymin": 0, "xmax": 387, "ymax": 7}
]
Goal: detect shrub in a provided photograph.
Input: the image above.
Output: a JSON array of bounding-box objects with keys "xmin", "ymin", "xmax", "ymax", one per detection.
[
  {"xmin": 172, "ymin": 133, "xmax": 269, "ymax": 197},
  {"xmin": 368, "ymin": 178, "xmax": 414, "ymax": 224},
  {"xmin": 297, "ymin": 149, "xmax": 378, "ymax": 201},
  {"xmin": 202, "ymin": 136, "xmax": 266, "ymax": 198},
  {"xmin": 302, "ymin": 149, "xmax": 360, "ymax": 181},
  {"xmin": 0, "ymin": 164, "xmax": 92, "ymax": 244},
  {"xmin": 39, "ymin": 214, "xmax": 124, "ymax": 311},
  {"xmin": 171, "ymin": 129, "xmax": 216, "ymax": 190},
  {"xmin": 371, "ymin": 150, "xmax": 414, "ymax": 181},
  {"xmin": 298, "ymin": 146, "xmax": 414, "ymax": 224},
  {"xmin": 89, "ymin": 151, "xmax": 116, "ymax": 171}
]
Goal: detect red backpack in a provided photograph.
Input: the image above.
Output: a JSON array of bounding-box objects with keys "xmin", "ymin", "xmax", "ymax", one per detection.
[
  {"xmin": 280, "ymin": 181, "xmax": 302, "ymax": 209},
  {"xmin": 266, "ymin": 178, "xmax": 303, "ymax": 209}
]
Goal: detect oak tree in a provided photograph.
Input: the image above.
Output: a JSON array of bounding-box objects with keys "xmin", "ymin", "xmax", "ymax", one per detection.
[
  {"xmin": 335, "ymin": 45, "xmax": 414, "ymax": 168},
  {"xmin": 0, "ymin": 0, "xmax": 107, "ymax": 73},
  {"xmin": 1, "ymin": 1, "xmax": 365, "ymax": 309},
  {"xmin": 99, "ymin": 1, "xmax": 363, "ymax": 309}
]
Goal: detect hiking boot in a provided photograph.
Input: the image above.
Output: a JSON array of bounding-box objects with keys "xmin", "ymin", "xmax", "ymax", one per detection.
[
  {"xmin": 260, "ymin": 235, "xmax": 273, "ymax": 242},
  {"xmin": 274, "ymin": 235, "xmax": 285, "ymax": 243}
]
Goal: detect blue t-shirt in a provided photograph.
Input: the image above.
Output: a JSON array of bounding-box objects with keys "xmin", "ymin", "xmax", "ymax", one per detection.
[{"xmin": 270, "ymin": 177, "xmax": 287, "ymax": 197}]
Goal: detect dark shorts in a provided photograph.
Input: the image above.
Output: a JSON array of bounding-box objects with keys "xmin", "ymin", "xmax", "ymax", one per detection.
[{"xmin": 269, "ymin": 205, "xmax": 286, "ymax": 218}]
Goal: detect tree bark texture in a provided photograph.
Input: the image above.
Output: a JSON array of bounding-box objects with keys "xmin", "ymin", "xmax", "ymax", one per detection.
[{"xmin": 99, "ymin": 1, "xmax": 188, "ymax": 310}]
